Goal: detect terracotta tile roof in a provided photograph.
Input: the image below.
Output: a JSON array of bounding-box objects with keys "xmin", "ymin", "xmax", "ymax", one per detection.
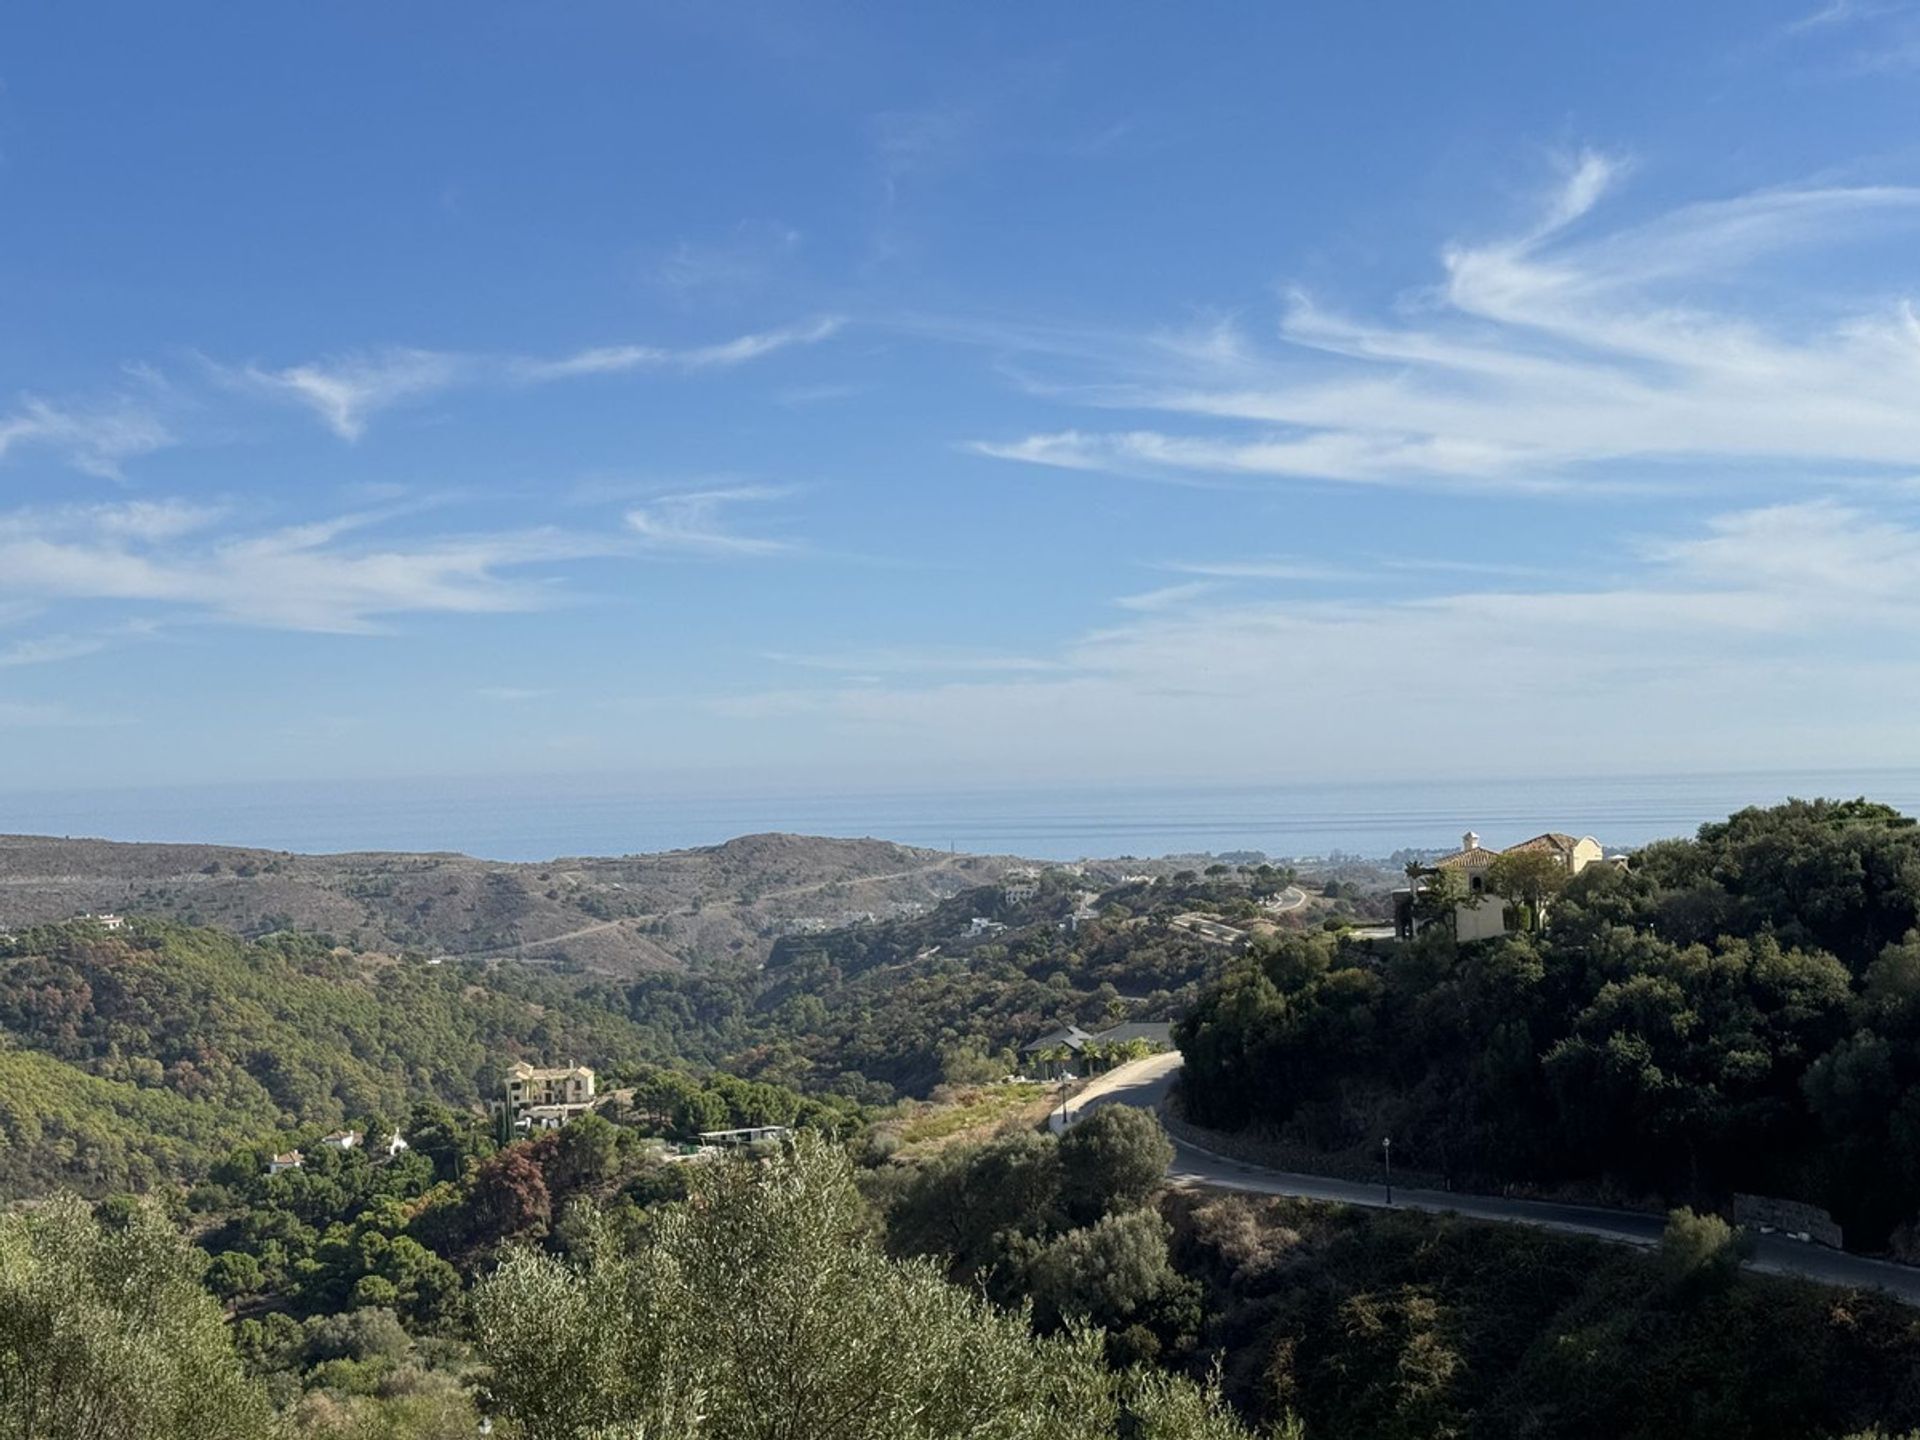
[
  {"xmin": 1509, "ymin": 832, "xmax": 1580, "ymax": 854},
  {"xmin": 1432, "ymin": 846, "xmax": 1500, "ymax": 870}
]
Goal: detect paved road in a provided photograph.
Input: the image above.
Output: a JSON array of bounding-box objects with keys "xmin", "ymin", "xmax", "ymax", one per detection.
[{"xmin": 1074, "ymin": 1053, "xmax": 1920, "ymax": 1305}]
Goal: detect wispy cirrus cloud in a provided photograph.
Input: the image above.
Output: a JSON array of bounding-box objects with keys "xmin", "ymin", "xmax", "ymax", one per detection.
[
  {"xmin": 226, "ymin": 317, "xmax": 845, "ymax": 440},
  {"xmin": 1163, "ymin": 557, "xmax": 1359, "ymax": 582},
  {"xmin": 0, "ymin": 394, "xmax": 173, "ymax": 477},
  {"xmin": 0, "ymin": 500, "xmax": 618, "ymax": 633},
  {"xmin": 0, "ymin": 634, "xmax": 109, "ymax": 668},
  {"xmin": 1114, "ymin": 581, "xmax": 1216, "ymax": 612},
  {"xmin": 971, "ymin": 154, "xmax": 1920, "ymax": 493},
  {"xmin": 626, "ymin": 486, "xmax": 797, "ymax": 557},
  {"xmin": 763, "ymin": 646, "xmax": 1062, "ymax": 676}
]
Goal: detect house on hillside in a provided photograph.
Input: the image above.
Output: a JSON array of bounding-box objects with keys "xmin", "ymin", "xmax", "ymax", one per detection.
[
  {"xmin": 1089, "ymin": 1021, "xmax": 1174, "ymax": 1051},
  {"xmin": 1003, "ymin": 868, "xmax": 1042, "ymax": 905},
  {"xmin": 699, "ymin": 1125, "xmax": 793, "ymax": 1148},
  {"xmin": 1022, "ymin": 1025, "xmax": 1093, "ymax": 1074},
  {"xmin": 1394, "ymin": 829, "xmax": 1611, "ymax": 941},
  {"xmin": 319, "ymin": 1129, "xmax": 361, "ymax": 1151},
  {"xmin": 494, "ymin": 1061, "xmax": 597, "ymax": 1131},
  {"xmin": 1169, "ymin": 913, "xmax": 1248, "ymax": 948},
  {"xmin": 267, "ymin": 1150, "xmax": 304, "ymax": 1175}
]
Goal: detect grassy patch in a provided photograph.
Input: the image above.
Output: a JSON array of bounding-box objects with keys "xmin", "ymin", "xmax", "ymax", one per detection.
[{"xmin": 893, "ymin": 1083, "xmax": 1053, "ymax": 1150}]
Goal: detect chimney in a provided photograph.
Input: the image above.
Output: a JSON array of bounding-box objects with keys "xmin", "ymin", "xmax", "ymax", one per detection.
[{"xmin": 1463, "ymin": 831, "xmax": 1480, "ymax": 851}]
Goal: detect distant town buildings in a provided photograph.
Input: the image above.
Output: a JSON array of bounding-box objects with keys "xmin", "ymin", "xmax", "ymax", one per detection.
[{"xmin": 494, "ymin": 1061, "xmax": 597, "ymax": 1132}]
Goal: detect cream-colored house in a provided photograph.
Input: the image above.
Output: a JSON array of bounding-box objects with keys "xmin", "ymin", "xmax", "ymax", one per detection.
[
  {"xmin": 1398, "ymin": 830, "xmax": 1607, "ymax": 941},
  {"xmin": 495, "ymin": 1061, "xmax": 597, "ymax": 1131}
]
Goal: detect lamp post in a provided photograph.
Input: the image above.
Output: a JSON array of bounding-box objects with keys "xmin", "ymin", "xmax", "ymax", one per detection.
[{"xmin": 1383, "ymin": 1135, "xmax": 1393, "ymax": 1206}]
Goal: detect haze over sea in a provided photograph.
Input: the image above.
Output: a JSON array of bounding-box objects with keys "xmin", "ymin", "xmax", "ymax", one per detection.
[{"xmin": 1, "ymin": 769, "xmax": 1917, "ymax": 864}]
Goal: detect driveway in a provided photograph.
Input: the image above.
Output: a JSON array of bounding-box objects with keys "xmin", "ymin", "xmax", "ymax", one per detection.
[{"xmin": 1080, "ymin": 1053, "xmax": 1920, "ymax": 1305}]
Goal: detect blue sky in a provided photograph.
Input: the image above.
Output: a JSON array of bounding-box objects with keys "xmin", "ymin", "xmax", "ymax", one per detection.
[{"xmin": 5, "ymin": 0, "xmax": 1920, "ymax": 798}]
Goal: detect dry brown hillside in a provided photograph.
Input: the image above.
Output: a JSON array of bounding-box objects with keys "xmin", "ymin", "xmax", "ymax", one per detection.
[{"xmin": 0, "ymin": 831, "xmax": 1015, "ymax": 974}]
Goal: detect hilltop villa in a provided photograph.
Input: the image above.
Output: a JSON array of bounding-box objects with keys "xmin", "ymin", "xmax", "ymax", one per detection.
[
  {"xmin": 1394, "ymin": 830, "xmax": 1612, "ymax": 941},
  {"xmin": 494, "ymin": 1061, "xmax": 597, "ymax": 1132}
]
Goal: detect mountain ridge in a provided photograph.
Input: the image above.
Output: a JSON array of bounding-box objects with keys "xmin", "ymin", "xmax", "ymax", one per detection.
[{"xmin": 0, "ymin": 830, "xmax": 1019, "ymax": 975}]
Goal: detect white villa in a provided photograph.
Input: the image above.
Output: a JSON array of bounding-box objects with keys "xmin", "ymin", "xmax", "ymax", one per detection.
[{"xmin": 1396, "ymin": 830, "xmax": 1610, "ymax": 941}]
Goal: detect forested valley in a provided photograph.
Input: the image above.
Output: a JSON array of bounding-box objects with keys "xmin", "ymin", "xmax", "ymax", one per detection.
[{"xmin": 8, "ymin": 799, "xmax": 1920, "ymax": 1437}]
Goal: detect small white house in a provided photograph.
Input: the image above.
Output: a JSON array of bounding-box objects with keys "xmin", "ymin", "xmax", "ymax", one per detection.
[
  {"xmin": 318, "ymin": 1129, "xmax": 361, "ymax": 1151},
  {"xmin": 267, "ymin": 1150, "xmax": 304, "ymax": 1175}
]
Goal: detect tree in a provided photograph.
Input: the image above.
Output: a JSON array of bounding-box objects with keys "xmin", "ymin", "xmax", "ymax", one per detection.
[
  {"xmin": 1411, "ymin": 867, "xmax": 1464, "ymax": 932},
  {"xmin": 1058, "ymin": 1107, "xmax": 1174, "ymax": 1226},
  {"xmin": 473, "ymin": 1137, "xmax": 1261, "ymax": 1440},
  {"xmin": 1022, "ymin": 1208, "xmax": 1180, "ymax": 1333},
  {"xmin": 205, "ymin": 1249, "xmax": 264, "ymax": 1299},
  {"xmin": 1657, "ymin": 1207, "xmax": 1752, "ymax": 1292},
  {"xmin": 464, "ymin": 1147, "xmax": 551, "ymax": 1247},
  {"xmin": 0, "ymin": 1195, "xmax": 273, "ymax": 1440},
  {"xmin": 1485, "ymin": 850, "xmax": 1570, "ymax": 932},
  {"xmin": 886, "ymin": 1130, "xmax": 1063, "ymax": 1284}
]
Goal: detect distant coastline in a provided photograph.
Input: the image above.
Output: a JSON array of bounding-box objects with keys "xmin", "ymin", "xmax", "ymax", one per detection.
[{"xmin": 3, "ymin": 767, "xmax": 1918, "ymax": 865}]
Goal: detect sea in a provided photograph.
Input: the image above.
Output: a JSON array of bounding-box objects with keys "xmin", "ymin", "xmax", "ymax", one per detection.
[{"xmin": 3, "ymin": 767, "xmax": 1920, "ymax": 864}]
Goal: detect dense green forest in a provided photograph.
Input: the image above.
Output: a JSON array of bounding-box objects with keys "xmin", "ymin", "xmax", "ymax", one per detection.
[
  {"xmin": 1178, "ymin": 799, "xmax": 1920, "ymax": 1246},
  {"xmin": 878, "ymin": 1118, "xmax": 1920, "ymax": 1440},
  {"xmin": 0, "ymin": 923, "xmax": 684, "ymax": 1192},
  {"xmin": 1171, "ymin": 1188, "xmax": 1920, "ymax": 1440}
]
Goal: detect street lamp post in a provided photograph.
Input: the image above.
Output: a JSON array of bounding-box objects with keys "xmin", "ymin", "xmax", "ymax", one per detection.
[{"xmin": 1383, "ymin": 1135, "xmax": 1393, "ymax": 1206}]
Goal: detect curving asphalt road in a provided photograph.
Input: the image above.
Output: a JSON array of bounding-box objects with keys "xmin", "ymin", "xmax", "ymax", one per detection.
[{"xmin": 1068, "ymin": 1052, "xmax": 1920, "ymax": 1305}]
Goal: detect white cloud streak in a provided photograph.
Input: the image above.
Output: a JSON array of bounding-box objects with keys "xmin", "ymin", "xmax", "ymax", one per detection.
[
  {"xmin": 229, "ymin": 318, "xmax": 844, "ymax": 440},
  {"xmin": 0, "ymin": 395, "xmax": 173, "ymax": 477},
  {"xmin": 625, "ymin": 487, "xmax": 796, "ymax": 557},
  {"xmin": 973, "ymin": 157, "xmax": 1920, "ymax": 492},
  {"xmin": 0, "ymin": 501, "xmax": 616, "ymax": 633}
]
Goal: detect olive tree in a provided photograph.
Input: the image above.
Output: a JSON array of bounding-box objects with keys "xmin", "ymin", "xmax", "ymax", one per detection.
[
  {"xmin": 0, "ymin": 1195, "xmax": 273, "ymax": 1440},
  {"xmin": 473, "ymin": 1136, "xmax": 1266, "ymax": 1440}
]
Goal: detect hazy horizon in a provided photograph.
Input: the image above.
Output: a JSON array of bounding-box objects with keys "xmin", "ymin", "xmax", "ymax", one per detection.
[{"xmin": 4, "ymin": 764, "xmax": 1915, "ymax": 865}]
